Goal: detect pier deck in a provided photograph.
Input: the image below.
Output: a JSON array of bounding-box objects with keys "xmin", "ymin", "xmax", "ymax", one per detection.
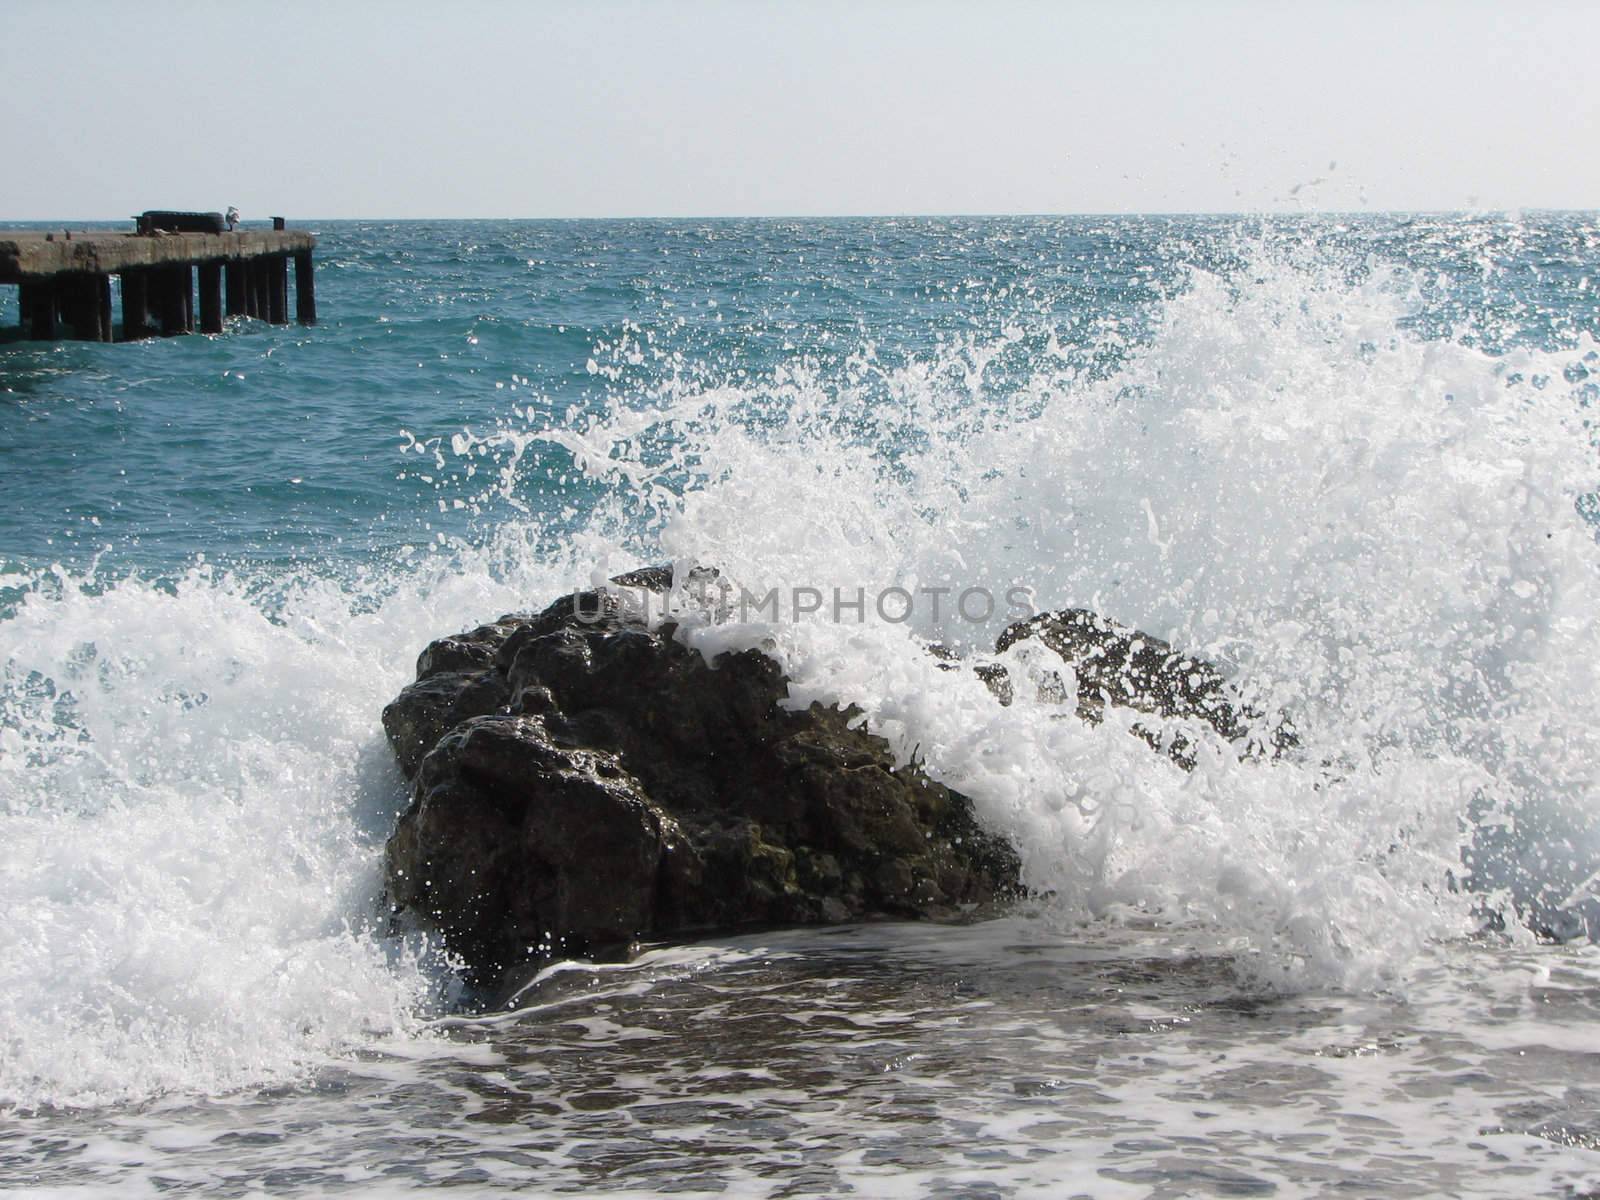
[
  {"xmin": 0, "ymin": 230, "xmax": 313, "ymax": 283},
  {"xmin": 0, "ymin": 225, "xmax": 317, "ymax": 341}
]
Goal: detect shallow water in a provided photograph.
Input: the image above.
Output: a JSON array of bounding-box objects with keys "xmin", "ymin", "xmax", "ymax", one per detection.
[
  {"xmin": 4, "ymin": 921, "xmax": 1599, "ymax": 1197},
  {"xmin": 3, "ymin": 215, "xmax": 1599, "ymax": 1194}
]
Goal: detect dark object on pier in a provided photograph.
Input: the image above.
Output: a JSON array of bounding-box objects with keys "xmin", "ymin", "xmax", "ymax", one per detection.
[
  {"xmin": 137, "ymin": 210, "xmax": 227, "ymax": 235},
  {"xmin": 1, "ymin": 218, "xmax": 316, "ymax": 343},
  {"xmin": 381, "ymin": 569, "xmax": 1022, "ymax": 998}
]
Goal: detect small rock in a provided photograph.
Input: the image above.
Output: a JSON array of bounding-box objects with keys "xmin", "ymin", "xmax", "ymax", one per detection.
[{"xmin": 987, "ymin": 609, "xmax": 1297, "ymax": 766}]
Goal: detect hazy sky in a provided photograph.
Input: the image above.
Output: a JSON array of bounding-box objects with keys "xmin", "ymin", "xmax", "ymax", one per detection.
[{"xmin": 2, "ymin": 0, "xmax": 1594, "ymax": 219}]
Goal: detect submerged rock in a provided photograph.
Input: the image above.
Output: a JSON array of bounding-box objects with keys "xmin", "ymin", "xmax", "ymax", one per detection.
[
  {"xmin": 382, "ymin": 582, "xmax": 1021, "ymax": 994},
  {"xmin": 985, "ymin": 609, "xmax": 1297, "ymax": 767}
]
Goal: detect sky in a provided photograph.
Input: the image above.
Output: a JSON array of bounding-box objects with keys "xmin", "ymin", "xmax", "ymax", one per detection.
[{"xmin": 1, "ymin": 0, "xmax": 1594, "ymax": 220}]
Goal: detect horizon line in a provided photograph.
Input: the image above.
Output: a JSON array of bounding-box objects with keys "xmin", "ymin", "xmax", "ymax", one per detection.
[{"xmin": 0, "ymin": 206, "xmax": 1594, "ymax": 226}]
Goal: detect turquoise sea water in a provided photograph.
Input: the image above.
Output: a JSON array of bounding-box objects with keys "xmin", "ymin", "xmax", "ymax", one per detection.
[
  {"xmin": 3, "ymin": 215, "xmax": 1600, "ymax": 1196},
  {"xmin": 3, "ymin": 215, "xmax": 1595, "ymax": 579}
]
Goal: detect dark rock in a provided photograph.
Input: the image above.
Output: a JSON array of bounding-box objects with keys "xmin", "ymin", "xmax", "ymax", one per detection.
[
  {"xmin": 973, "ymin": 662, "xmax": 1014, "ymax": 706},
  {"xmin": 387, "ymin": 714, "xmax": 668, "ymax": 974},
  {"xmin": 606, "ymin": 564, "xmax": 675, "ymax": 591},
  {"xmin": 381, "ymin": 618, "xmax": 524, "ymax": 776},
  {"xmin": 989, "ymin": 609, "xmax": 1296, "ymax": 766},
  {"xmin": 415, "ymin": 617, "xmax": 523, "ymax": 678},
  {"xmin": 384, "ymin": 582, "xmax": 1021, "ymax": 995},
  {"xmin": 608, "ymin": 563, "xmax": 722, "ymax": 592},
  {"xmin": 382, "ymin": 669, "xmax": 511, "ymax": 778},
  {"xmin": 926, "ymin": 639, "xmax": 1015, "ymax": 705}
]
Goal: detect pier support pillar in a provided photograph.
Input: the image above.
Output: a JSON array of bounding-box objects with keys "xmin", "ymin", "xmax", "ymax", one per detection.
[
  {"xmin": 121, "ymin": 271, "xmax": 150, "ymax": 340},
  {"xmin": 25, "ymin": 280, "xmax": 59, "ymax": 339},
  {"xmin": 154, "ymin": 265, "xmax": 193, "ymax": 336},
  {"xmin": 225, "ymin": 260, "xmax": 246, "ymax": 317},
  {"xmin": 61, "ymin": 276, "xmax": 89, "ymax": 340},
  {"xmin": 293, "ymin": 250, "xmax": 316, "ymax": 325},
  {"xmin": 96, "ymin": 274, "xmax": 113, "ymax": 341},
  {"xmin": 60, "ymin": 274, "xmax": 111, "ymax": 342},
  {"xmin": 151, "ymin": 271, "xmax": 172, "ymax": 333},
  {"xmin": 267, "ymin": 255, "xmax": 288, "ymax": 324},
  {"xmin": 199, "ymin": 262, "xmax": 224, "ymax": 334},
  {"xmin": 250, "ymin": 257, "xmax": 269, "ymax": 320}
]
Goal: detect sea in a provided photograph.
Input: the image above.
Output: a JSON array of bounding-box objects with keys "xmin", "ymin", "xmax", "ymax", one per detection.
[{"xmin": 2, "ymin": 214, "xmax": 1599, "ymax": 1197}]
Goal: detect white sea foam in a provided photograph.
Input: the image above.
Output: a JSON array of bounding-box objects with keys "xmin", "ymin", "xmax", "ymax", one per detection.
[
  {"xmin": 0, "ymin": 553, "xmax": 586, "ymax": 1110},
  {"xmin": 528, "ymin": 240, "xmax": 1600, "ymax": 988}
]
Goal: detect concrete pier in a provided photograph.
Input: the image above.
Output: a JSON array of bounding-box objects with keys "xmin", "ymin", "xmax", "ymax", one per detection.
[{"xmin": 0, "ymin": 226, "xmax": 317, "ymax": 342}]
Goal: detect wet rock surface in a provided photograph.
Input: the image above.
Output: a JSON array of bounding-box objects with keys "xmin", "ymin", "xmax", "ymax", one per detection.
[
  {"xmin": 382, "ymin": 585, "xmax": 1022, "ymax": 994},
  {"xmin": 980, "ymin": 608, "xmax": 1297, "ymax": 767}
]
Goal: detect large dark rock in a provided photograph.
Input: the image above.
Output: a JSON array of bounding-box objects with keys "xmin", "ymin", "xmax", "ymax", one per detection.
[
  {"xmin": 382, "ymin": 585, "xmax": 1021, "ymax": 995},
  {"xmin": 986, "ymin": 609, "xmax": 1297, "ymax": 766}
]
